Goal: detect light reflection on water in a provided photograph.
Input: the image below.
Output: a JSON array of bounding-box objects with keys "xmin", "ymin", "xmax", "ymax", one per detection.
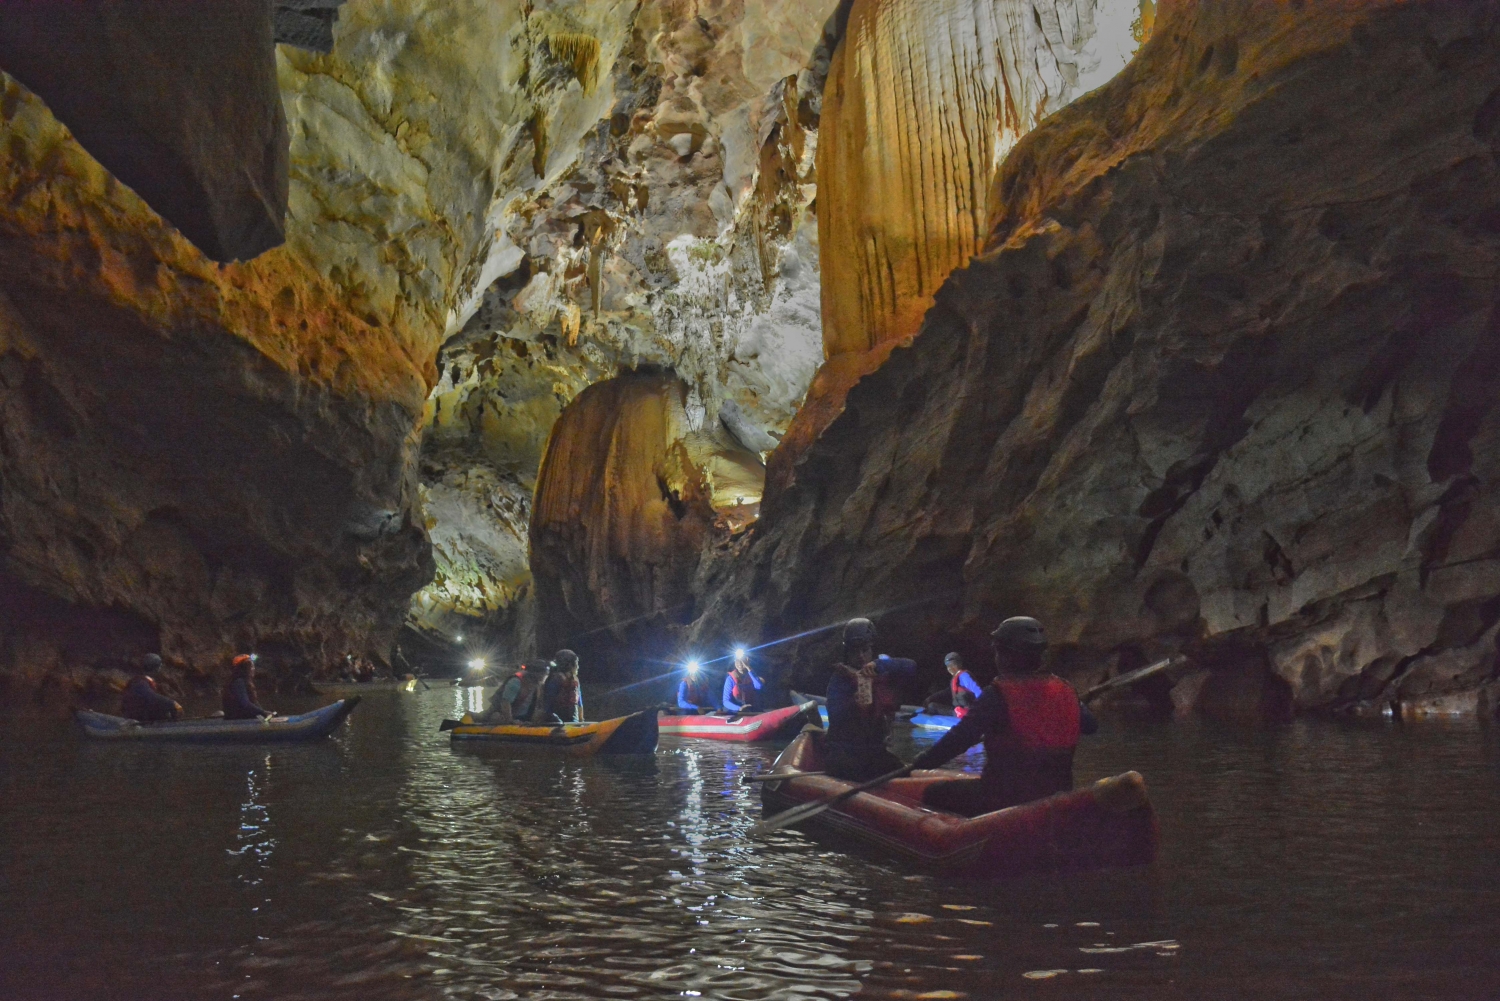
[{"xmin": 0, "ymin": 691, "xmax": 1498, "ymax": 1000}]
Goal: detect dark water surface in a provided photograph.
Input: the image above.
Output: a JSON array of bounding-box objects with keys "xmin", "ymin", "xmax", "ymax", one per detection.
[{"xmin": 2, "ymin": 688, "xmax": 1498, "ymax": 1000}]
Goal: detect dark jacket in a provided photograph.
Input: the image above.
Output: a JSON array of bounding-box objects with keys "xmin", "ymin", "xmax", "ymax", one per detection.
[
  {"xmin": 222, "ymin": 676, "xmax": 269, "ymax": 720},
  {"xmin": 121, "ymin": 675, "xmax": 178, "ymax": 722},
  {"xmin": 912, "ymin": 674, "xmax": 1098, "ymax": 808},
  {"xmin": 825, "ymin": 655, "xmax": 917, "ymax": 749}
]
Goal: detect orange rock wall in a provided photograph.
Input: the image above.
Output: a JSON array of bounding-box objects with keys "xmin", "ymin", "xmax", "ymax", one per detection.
[
  {"xmin": 0, "ymin": 71, "xmax": 433, "ymax": 698},
  {"xmin": 529, "ymin": 373, "xmax": 715, "ymax": 670}
]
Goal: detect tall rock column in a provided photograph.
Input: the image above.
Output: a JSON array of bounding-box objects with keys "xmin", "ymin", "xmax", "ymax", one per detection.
[
  {"xmin": 769, "ymin": 0, "xmax": 1141, "ymax": 496},
  {"xmin": 529, "ymin": 373, "xmax": 716, "ymax": 672}
]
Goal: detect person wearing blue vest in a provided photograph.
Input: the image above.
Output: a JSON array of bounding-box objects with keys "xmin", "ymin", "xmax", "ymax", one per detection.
[
  {"xmin": 722, "ymin": 648, "xmax": 763, "ymax": 712},
  {"xmin": 910, "ymin": 617, "xmax": 1097, "ymax": 817}
]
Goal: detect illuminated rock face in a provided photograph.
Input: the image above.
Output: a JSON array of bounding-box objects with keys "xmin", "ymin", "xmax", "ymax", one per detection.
[
  {"xmin": 693, "ymin": 0, "xmax": 1500, "ymax": 716},
  {"xmin": 0, "ymin": 72, "xmax": 432, "ymax": 697},
  {"xmin": 407, "ymin": 0, "xmax": 843, "ymax": 644},
  {"xmin": 770, "ymin": 0, "xmax": 1142, "ymax": 496},
  {"xmin": 529, "ymin": 373, "xmax": 717, "ymax": 670}
]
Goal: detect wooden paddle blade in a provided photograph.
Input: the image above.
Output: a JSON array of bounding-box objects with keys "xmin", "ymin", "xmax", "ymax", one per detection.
[{"xmin": 1080, "ymin": 657, "xmax": 1179, "ymax": 702}]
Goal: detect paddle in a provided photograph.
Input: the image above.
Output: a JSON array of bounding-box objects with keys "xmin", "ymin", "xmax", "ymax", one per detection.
[
  {"xmin": 750, "ymin": 764, "xmax": 913, "ymax": 835},
  {"xmin": 743, "ymin": 770, "xmax": 827, "ymax": 784},
  {"xmin": 439, "ymin": 718, "xmax": 469, "ymax": 731},
  {"xmin": 1079, "ymin": 657, "xmax": 1180, "ymax": 703}
]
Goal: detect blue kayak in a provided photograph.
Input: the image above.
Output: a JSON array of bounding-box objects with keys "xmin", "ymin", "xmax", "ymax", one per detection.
[{"xmin": 908, "ymin": 711, "xmax": 959, "ymax": 731}]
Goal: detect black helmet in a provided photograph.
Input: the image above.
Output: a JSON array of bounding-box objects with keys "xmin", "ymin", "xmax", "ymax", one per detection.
[
  {"xmin": 943, "ymin": 651, "xmax": 962, "ymax": 666},
  {"xmin": 142, "ymin": 653, "xmax": 163, "ymax": 673},
  {"xmin": 552, "ymin": 649, "xmax": 578, "ymax": 668},
  {"xmin": 991, "ymin": 617, "xmax": 1047, "ymax": 653},
  {"xmin": 843, "ymin": 618, "xmax": 877, "ymax": 645}
]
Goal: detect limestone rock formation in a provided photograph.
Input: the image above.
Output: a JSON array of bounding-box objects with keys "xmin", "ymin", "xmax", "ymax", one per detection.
[
  {"xmin": 0, "ymin": 71, "xmax": 432, "ymax": 699},
  {"xmin": 0, "ymin": 0, "xmax": 288, "ymax": 262},
  {"xmin": 530, "ymin": 372, "xmax": 717, "ymax": 670},
  {"xmin": 692, "ymin": 0, "xmax": 1500, "ymax": 716},
  {"xmin": 407, "ymin": 0, "xmax": 842, "ymax": 642},
  {"xmin": 770, "ymin": 0, "xmax": 1143, "ymax": 495}
]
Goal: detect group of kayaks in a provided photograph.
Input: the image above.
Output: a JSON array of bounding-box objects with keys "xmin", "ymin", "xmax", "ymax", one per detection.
[{"xmin": 73, "ymin": 684, "xmax": 1158, "ymax": 879}]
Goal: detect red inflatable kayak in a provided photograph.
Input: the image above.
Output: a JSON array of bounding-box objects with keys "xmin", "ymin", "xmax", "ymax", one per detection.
[
  {"xmin": 659, "ymin": 702, "xmax": 817, "ymax": 742},
  {"xmin": 759, "ymin": 730, "xmax": 1159, "ymax": 877}
]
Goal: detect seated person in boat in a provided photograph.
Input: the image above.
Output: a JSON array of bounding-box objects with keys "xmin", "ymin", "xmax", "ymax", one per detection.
[
  {"xmin": 539, "ymin": 650, "xmax": 584, "ymax": 723},
  {"xmin": 222, "ymin": 655, "xmax": 273, "ymax": 720},
  {"xmin": 909, "ymin": 617, "xmax": 1098, "ymax": 817},
  {"xmin": 722, "ymin": 649, "xmax": 764, "ymax": 713},
  {"xmin": 945, "ymin": 652, "xmax": 984, "ymax": 719},
  {"xmin": 479, "ymin": 661, "xmax": 551, "ymax": 723},
  {"xmin": 120, "ymin": 654, "xmax": 182, "ymax": 722},
  {"xmin": 824, "ymin": 618, "xmax": 917, "ymax": 781},
  {"xmin": 676, "ymin": 663, "xmax": 719, "ymax": 713}
]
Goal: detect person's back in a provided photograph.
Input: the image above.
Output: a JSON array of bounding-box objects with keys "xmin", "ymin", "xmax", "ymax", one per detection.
[
  {"xmin": 120, "ymin": 656, "xmax": 181, "ymax": 722},
  {"xmin": 541, "ymin": 651, "xmax": 583, "ymax": 722},
  {"xmin": 912, "ymin": 617, "xmax": 1095, "ymax": 816}
]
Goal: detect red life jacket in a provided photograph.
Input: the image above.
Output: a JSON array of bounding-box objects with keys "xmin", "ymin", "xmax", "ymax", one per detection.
[
  {"xmin": 950, "ymin": 673, "xmax": 973, "ymax": 718},
  {"xmin": 994, "ymin": 675, "xmax": 1081, "ymax": 750},
  {"xmin": 978, "ymin": 675, "xmax": 1081, "ymax": 807},
  {"xmin": 730, "ymin": 671, "xmax": 747, "ymax": 704}
]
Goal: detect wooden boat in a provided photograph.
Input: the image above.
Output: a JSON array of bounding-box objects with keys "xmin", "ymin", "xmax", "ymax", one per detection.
[
  {"xmin": 443, "ymin": 709, "xmax": 658, "ymax": 756},
  {"xmin": 659, "ymin": 702, "xmax": 818, "ymax": 742},
  {"xmin": 75, "ymin": 699, "xmax": 361, "ymax": 744},
  {"xmin": 311, "ymin": 677, "xmax": 419, "ymax": 694},
  {"xmin": 759, "ymin": 729, "xmax": 1158, "ymax": 877}
]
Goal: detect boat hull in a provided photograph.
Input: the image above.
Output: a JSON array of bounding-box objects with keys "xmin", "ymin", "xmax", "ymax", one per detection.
[
  {"xmin": 659, "ymin": 702, "xmax": 816, "ymax": 742},
  {"xmin": 446, "ymin": 710, "xmax": 659, "ymax": 756},
  {"xmin": 75, "ymin": 699, "xmax": 360, "ymax": 744},
  {"xmin": 760, "ymin": 730, "xmax": 1158, "ymax": 877}
]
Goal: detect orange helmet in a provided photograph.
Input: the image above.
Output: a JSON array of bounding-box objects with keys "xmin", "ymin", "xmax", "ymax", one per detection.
[{"xmin": 232, "ymin": 654, "xmax": 254, "ymax": 668}]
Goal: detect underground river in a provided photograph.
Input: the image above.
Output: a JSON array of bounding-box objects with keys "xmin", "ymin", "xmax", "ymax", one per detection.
[{"xmin": 2, "ymin": 689, "xmax": 1497, "ymax": 1001}]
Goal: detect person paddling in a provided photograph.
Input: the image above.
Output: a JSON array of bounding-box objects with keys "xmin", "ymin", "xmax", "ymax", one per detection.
[
  {"xmin": 481, "ymin": 661, "xmax": 551, "ymax": 724},
  {"xmin": 539, "ymin": 650, "xmax": 584, "ymax": 723},
  {"xmin": 722, "ymin": 648, "xmax": 763, "ymax": 713},
  {"xmin": 222, "ymin": 655, "xmax": 273, "ymax": 720},
  {"xmin": 823, "ymin": 618, "xmax": 917, "ymax": 781},
  {"xmin": 909, "ymin": 617, "xmax": 1097, "ymax": 817},
  {"xmin": 120, "ymin": 654, "xmax": 182, "ymax": 722}
]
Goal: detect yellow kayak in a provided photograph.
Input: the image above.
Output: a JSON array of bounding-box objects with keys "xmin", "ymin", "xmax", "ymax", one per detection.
[{"xmin": 440, "ymin": 709, "xmax": 658, "ymax": 756}]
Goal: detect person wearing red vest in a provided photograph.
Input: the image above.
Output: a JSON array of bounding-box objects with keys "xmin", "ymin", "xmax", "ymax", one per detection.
[
  {"xmin": 909, "ymin": 617, "xmax": 1097, "ymax": 817},
  {"xmin": 722, "ymin": 649, "xmax": 764, "ymax": 712},
  {"xmin": 945, "ymin": 652, "xmax": 983, "ymax": 719}
]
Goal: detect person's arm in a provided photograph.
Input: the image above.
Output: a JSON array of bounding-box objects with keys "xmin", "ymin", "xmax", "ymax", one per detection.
[
  {"xmin": 959, "ymin": 672, "xmax": 985, "ymax": 699},
  {"xmin": 1079, "ymin": 700, "xmax": 1098, "ymax": 735},
  {"xmin": 910, "ymin": 687, "xmax": 1004, "ymax": 770},
  {"xmin": 747, "ymin": 668, "xmax": 763, "ymax": 691},
  {"xmin": 722, "ymin": 675, "xmax": 744, "ymax": 712},
  {"xmin": 676, "ymin": 679, "xmax": 698, "ymax": 710},
  {"xmin": 575, "ymin": 685, "xmax": 584, "ymax": 722},
  {"xmin": 233, "ymin": 679, "xmax": 270, "ymax": 717}
]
